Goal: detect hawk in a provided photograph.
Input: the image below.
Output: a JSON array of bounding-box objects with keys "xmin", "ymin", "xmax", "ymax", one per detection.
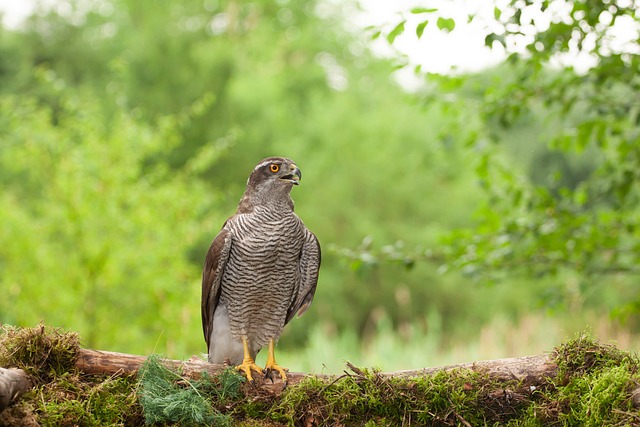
[{"xmin": 201, "ymin": 157, "xmax": 321, "ymax": 384}]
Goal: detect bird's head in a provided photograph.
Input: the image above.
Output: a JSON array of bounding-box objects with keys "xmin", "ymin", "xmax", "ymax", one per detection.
[
  {"xmin": 238, "ymin": 157, "xmax": 302, "ymax": 212},
  {"xmin": 249, "ymin": 157, "xmax": 301, "ymax": 187}
]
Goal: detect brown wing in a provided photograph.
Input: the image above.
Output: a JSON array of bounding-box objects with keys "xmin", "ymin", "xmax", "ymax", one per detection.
[
  {"xmin": 201, "ymin": 227, "xmax": 233, "ymax": 350},
  {"xmin": 285, "ymin": 228, "xmax": 321, "ymax": 324}
]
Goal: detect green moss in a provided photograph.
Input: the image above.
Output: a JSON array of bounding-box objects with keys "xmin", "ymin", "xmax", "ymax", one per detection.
[
  {"xmin": 554, "ymin": 332, "xmax": 635, "ymax": 378},
  {"xmin": 268, "ymin": 365, "xmax": 526, "ymax": 426},
  {"xmin": 0, "ymin": 370, "xmax": 143, "ymax": 427},
  {"xmin": 0, "ymin": 324, "xmax": 143, "ymax": 426},
  {"xmin": 566, "ymin": 365, "xmax": 636, "ymax": 426},
  {"xmin": 507, "ymin": 332, "xmax": 640, "ymax": 427},
  {"xmin": 551, "ymin": 335, "xmax": 640, "ymax": 426},
  {"xmin": 0, "ymin": 323, "xmax": 79, "ymax": 382},
  {"xmin": 236, "ymin": 420, "xmax": 285, "ymax": 427}
]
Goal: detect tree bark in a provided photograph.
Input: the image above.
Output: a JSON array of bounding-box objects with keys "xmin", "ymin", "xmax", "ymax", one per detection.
[
  {"xmin": 0, "ymin": 368, "xmax": 33, "ymax": 413},
  {"xmin": 77, "ymin": 349, "xmax": 231, "ymax": 379},
  {"xmin": 75, "ymin": 348, "xmax": 315, "ymax": 388},
  {"xmin": 389, "ymin": 354, "xmax": 557, "ymax": 382}
]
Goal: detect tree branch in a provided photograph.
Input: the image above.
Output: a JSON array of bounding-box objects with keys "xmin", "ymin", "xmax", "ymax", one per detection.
[{"xmin": 0, "ymin": 368, "xmax": 33, "ymax": 413}]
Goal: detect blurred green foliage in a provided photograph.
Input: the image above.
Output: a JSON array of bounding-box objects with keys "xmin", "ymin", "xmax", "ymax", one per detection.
[
  {"xmin": 0, "ymin": 89, "xmax": 216, "ymax": 355},
  {"xmin": 0, "ymin": 0, "xmax": 638, "ymax": 368}
]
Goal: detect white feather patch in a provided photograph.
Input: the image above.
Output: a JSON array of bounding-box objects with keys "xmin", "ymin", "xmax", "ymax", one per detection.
[
  {"xmin": 208, "ymin": 304, "xmax": 244, "ymax": 364},
  {"xmin": 253, "ymin": 160, "xmax": 274, "ymax": 171}
]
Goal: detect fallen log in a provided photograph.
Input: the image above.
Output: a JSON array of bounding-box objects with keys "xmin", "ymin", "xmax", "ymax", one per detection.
[
  {"xmin": 2, "ymin": 348, "xmax": 559, "ymax": 401},
  {"xmin": 0, "ymin": 368, "xmax": 33, "ymax": 413},
  {"xmin": 75, "ymin": 348, "xmax": 557, "ymax": 389}
]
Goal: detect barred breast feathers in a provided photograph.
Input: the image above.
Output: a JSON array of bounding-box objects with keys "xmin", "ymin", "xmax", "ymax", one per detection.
[{"xmin": 215, "ymin": 208, "xmax": 306, "ymax": 344}]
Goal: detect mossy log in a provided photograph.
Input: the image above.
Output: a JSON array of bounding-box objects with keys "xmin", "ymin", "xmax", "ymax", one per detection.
[
  {"xmin": 4, "ymin": 327, "xmax": 639, "ymax": 426},
  {"xmin": 2, "ymin": 346, "xmax": 558, "ymax": 398},
  {"xmin": 76, "ymin": 348, "xmax": 557, "ymax": 389},
  {"xmin": 0, "ymin": 367, "xmax": 33, "ymax": 413}
]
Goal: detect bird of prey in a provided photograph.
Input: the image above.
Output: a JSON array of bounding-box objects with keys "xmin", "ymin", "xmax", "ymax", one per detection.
[{"xmin": 201, "ymin": 157, "xmax": 321, "ymax": 384}]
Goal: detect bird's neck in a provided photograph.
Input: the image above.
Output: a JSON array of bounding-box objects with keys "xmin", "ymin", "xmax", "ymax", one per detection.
[{"xmin": 236, "ymin": 188, "xmax": 294, "ymax": 215}]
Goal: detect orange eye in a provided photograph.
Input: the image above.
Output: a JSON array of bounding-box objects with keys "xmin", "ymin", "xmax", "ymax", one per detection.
[{"xmin": 270, "ymin": 164, "xmax": 280, "ymax": 173}]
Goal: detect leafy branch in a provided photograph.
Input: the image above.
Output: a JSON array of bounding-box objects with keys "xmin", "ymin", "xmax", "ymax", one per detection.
[{"xmin": 354, "ymin": 0, "xmax": 640, "ymax": 314}]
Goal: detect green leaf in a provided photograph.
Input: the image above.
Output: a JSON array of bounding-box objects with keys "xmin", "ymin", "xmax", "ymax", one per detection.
[
  {"xmin": 494, "ymin": 6, "xmax": 502, "ymax": 20},
  {"xmin": 386, "ymin": 20, "xmax": 406, "ymax": 44},
  {"xmin": 436, "ymin": 17, "xmax": 455, "ymax": 32},
  {"xmin": 410, "ymin": 7, "xmax": 438, "ymax": 14},
  {"xmin": 484, "ymin": 33, "xmax": 505, "ymax": 48},
  {"xmin": 416, "ymin": 20, "xmax": 428, "ymax": 39}
]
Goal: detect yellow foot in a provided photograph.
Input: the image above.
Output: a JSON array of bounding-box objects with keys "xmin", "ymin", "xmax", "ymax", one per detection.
[
  {"xmin": 264, "ymin": 361, "xmax": 289, "ymax": 385},
  {"xmin": 236, "ymin": 359, "xmax": 264, "ymax": 382},
  {"xmin": 264, "ymin": 338, "xmax": 288, "ymax": 385},
  {"xmin": 236, "ymin": 336, "xmax": 263, "ymax": 382}
]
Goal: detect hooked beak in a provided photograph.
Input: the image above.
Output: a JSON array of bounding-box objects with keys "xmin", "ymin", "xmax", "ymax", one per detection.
[{"xmin": 281, "ymin": 165, "xmax": 301, "ymax": 185}]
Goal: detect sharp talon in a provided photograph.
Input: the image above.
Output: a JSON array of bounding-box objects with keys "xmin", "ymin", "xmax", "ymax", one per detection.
[
  {"xmin": 264, "ymin": 369, "xmax": 275, "ymax": 383},
  {"xmin": 265, "ymin": 339, "xmax": 288, "ymax": 385},
  {"xmin": 236, "ymin": 359, "xmax": 263, "ymax": 383},
  {"xmin": 264, "ymin": 364, "xmax": 288, "ymax": 384}
]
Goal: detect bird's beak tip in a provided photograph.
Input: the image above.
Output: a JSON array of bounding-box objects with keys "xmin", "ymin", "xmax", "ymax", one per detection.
[{"xmin": 283, "ymin": 166, "xmax": 301, "ymax": 185}]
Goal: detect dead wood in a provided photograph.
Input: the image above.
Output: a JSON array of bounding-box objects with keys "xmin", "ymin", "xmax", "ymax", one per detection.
[
  {"xmin": 76, "ymin": 349, "xmax": 557, "ymax": 390},
  {"xmin": 0, "ymin": 368, "xmax": 33, "ymax": 413}
]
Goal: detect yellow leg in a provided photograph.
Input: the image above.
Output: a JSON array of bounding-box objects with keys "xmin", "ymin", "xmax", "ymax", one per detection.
[
  {"xmin": 235, "ymin": 337, "xmax": 263, "ymax": 382},
  {"xmin": 264, "ymin": 338, "xmax": 289, "ymax": 384}
]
